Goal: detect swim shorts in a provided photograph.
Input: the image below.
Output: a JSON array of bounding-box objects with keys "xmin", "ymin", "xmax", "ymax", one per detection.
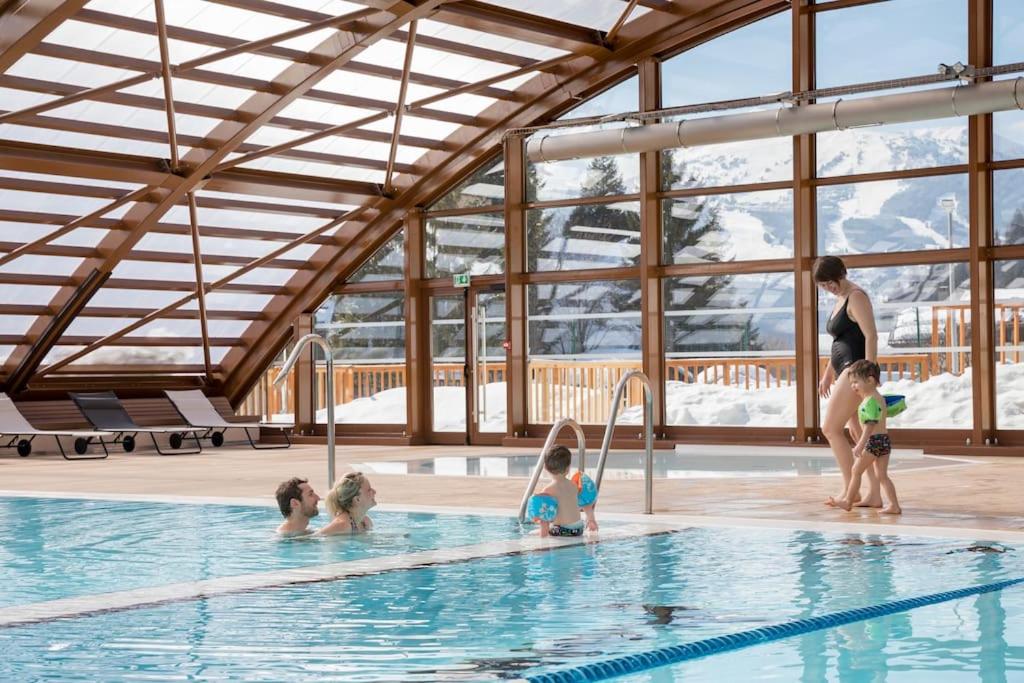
[{"xmin": 865, "ymin": 433, "xmax": 892, "ymax": 458}]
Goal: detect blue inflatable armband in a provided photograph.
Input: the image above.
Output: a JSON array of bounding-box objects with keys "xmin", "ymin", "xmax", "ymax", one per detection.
[
  {"xmin": 573, "ymin": 471, "xmax": 598, "ymax": 508},
  {"xmin": 527, "ymin": 494, "xmax": 558, "ymax": 522},
  {"xmin": 884, "ymin": 394, "xmax": 907, "ymax": 418}
]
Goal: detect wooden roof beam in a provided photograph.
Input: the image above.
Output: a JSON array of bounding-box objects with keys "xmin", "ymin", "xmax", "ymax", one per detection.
[{"xmin": 0, "ymin": 0, "xmax": 87, "ymax": 72}]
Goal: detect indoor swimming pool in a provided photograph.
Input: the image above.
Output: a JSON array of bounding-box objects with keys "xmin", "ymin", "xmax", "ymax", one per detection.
[{"xmin": 0, "ymin": 494, "xmax": 1020, "ymax": 681}]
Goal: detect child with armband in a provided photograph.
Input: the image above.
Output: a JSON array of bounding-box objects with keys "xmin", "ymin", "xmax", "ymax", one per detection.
[
  {"xmin": 828, "ymin": 359, "xmax": 904, "ymax": 515},
  {"xmin": 526, "ymin": 444, "xmax": 599, "ymax": 537}
]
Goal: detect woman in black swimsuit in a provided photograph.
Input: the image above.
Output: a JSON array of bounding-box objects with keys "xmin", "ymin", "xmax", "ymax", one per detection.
[{"xmin": 814, "ymin": 256, "xmax": 882, "ymax": 507}]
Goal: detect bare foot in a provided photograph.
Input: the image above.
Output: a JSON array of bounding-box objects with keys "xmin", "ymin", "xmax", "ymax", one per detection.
[
  {"xmin": 825, "ymin": 492, "xmax": 855, "ymax": 507},
  {"xmin": 880, "ymin": 505, "xmax": 902, "ymax": 515},
  {"xmin": 854, "ymin": 497, "xmax": 883, "ymax": 508},
  {"xmin": 827, "ymin": 496, "xmax": 853, "ymax": 512}
]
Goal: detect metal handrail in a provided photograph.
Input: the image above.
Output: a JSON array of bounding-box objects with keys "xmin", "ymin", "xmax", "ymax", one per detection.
[
  {"xmin": 275, "ymin": 333, "xmax": 336, "ymax": 487},
  {"xmin": 517, "ymin": 417, "xmax": 586, "ymax": 523},
  {"xmin": 595, "ymin": 370, "xmax": 655, "ymax": 514}
]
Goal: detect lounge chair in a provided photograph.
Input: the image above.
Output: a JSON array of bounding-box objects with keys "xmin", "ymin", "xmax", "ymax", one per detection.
[
  {"xmin": 164, "ymin": 389, "xmax": 292, "ymax": 450},
  {"xmin": 0, "ymin": 393, "xmax": 109, "ymax": 460},
  {"xmin": 69, "ymin": 391, "xmax": 202, "ymax": 456}
]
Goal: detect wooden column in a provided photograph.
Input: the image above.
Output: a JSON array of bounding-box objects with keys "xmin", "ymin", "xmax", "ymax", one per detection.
[
  {"xmin": 638, "ymin": 57, "xmax": 665, "ymax": 434},
  {"xmin": 404, "ymin": 211, "xmax": 431, "ymax": 443},
  {"xmin": 969, "ymin": 0, "xmax": 995, "ymax": 445},
  {"xmin": 792, "ymin": 0, "xmax": 818, "ymax": 444},
  {"xmin": 504, "ymin": 134, "xmax": 529, "ymax": 439},
  {"xmin": 293, "ymin": 312, "xmax": 315, "ymax": 435}
]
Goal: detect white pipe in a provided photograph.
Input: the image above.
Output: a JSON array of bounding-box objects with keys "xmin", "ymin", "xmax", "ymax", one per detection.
[{"xmin": 527, "ymin": 78, "xmax": 1024, "ymax": 162}]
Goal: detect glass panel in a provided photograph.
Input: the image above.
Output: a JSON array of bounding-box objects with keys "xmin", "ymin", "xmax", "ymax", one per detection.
[
  {"xmin": 994, "ymin": 169, "xmax": 1024, "ymax": 245},
  {"xmin": 661, "ymin": 130, "xmax": 792, "ymax": 191},
  {"xmin": 662, "ymin": 188, "xmax": 793, "ymax": 265},
  {"xmin": 815, "ymin": 0, "xmax": 967, "ymax": 89},
  {"xmin": 817, "ymin": 175, "xmax": 968, "ymax": 255},
  {"xmin": 348, "ymin": 231, "xmax": 405, "ymax": 283},
  {"xmin": 527, "ymin": 200, "xmax": 640, "ymax": 272},
  {"xmin": 817, "ymin": 263, "xmax": 972, "ymax": 429},
  {"xmin": 527, "ymin": 279, "xmax": 641, "ymax": 425},
  {"xmin": 558, "ymin": 75, "xmax": 637, "ymax": 121},
  {"xmin": 528, "ymin": 153, "xmax": 638, "ymax": 203},
  {"xmin": 0, "ymin": 285, "xmax": 58, "ymax": 305},
  {"xmin": 429, "ymin": 155, "xmax": 504, "ymax": 211},
  {"xmin": 431, "ymin": 295, "xmax": 466, "ymax": 433},
  {"xmin": 816, "ymin": 91, "xmax": 967, "ymax": 177},
  {"xmin": 313, "ymin": 292, "xmax": 407, "ymax": 425},
  {"xmin": 661, "ymin": 11, "xmax": 790, "ymax": 107},
  {"xmin": 664, "ymin": 273, "xmax": 795, "ymax": 427},
  {"xmin": 474, "ymin": 291, "xmax": 507, "ymax": 434},
  {"xmin": 993, "ymin": 0, "xmax": 1024, "ymax": 160},
  {"xmin": 46, "ymin": 346, "xmax": 230, "ymax": 366},
  {"xmin": 994, "ymin": 259, "xmax": 1024, "ymax": 429},
  {"xmin": 425, "ymin": 213, "xmax": 504, "ymax": 278}
]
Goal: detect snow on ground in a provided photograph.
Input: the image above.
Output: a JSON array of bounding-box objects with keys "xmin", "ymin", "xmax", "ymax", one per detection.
[{"xmin": 267, "ymin": 363, "xmax": 1024, "ymax": 430}]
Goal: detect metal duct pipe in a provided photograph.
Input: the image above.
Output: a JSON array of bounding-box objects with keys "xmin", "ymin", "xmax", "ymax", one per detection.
[{"xmin": 527, "ymin": 79, "xmax": 1024, "ymax": 162}]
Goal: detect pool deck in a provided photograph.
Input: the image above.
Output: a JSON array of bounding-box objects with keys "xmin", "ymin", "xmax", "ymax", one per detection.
[{"xmin": 2, "ymin": 442, "xmax": 1022, "ymax": 537}]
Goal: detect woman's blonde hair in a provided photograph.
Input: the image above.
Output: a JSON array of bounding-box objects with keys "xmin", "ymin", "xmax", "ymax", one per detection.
[{"xmin": 326, "ymin": 471, "xmax": 366, "ymax": 517}]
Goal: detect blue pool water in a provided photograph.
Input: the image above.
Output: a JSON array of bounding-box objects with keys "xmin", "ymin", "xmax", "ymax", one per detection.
[
  {"xmin": 1, "ymin": 512, "xmax": 1021, "ymax": 682},
  {"xmin": 0, "ymin": 496, "xmax": 523, "ymax": 607}
]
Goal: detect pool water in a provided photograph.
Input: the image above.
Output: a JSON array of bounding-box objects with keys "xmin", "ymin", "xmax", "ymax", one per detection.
[
  {"xmin": 1, "ymin": 515, "xmax": 1019, "ymax": 682},
  {"xmin": 625, "ymin": 583, "xmax": 1024, "ymax": 681},
  {"xmin": 357, "ymin": 452, "xmax": 963, "ymax": 479},
  {"xmin": 0, "ymin": 496, "xmax": 523, "ymax": 607}
]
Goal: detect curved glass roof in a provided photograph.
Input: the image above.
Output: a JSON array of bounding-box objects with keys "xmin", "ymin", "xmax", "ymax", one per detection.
[{"xmin": 0, "ymin": 0, "xmax": 746, "ymax": 393}]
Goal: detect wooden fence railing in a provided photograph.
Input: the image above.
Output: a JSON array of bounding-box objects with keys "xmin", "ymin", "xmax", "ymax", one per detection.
[{"xmin": 242, "ymin": 354, "xmax": 929, "ymax": 422}]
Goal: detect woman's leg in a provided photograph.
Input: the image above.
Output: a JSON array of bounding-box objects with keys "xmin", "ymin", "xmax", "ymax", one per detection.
[
  {"xmin": 875, "ymin": 455, "xmax": 901, "ymax": 515},
  {"xmin": 822, "ymin": 370, "xmax": 861, "ymax": 501}
]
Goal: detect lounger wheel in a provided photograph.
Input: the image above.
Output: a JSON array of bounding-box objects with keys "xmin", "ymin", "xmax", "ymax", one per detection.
[
  {"xmin": 16, "ymin": 439, "xmax": 31, "ymax": 457},
  {"xmin": 122, "ymin": 435, "xmax": 136, "ymax": 453},
  {"xmin": 74, "ymin": 438, "xmax": 89, "ymax": 455},
  {"xmin": 211, "ymin": 431, "xmax": 225, "ymax": 447},
  {"xmin": 169, "ymin": 433, "xmax": 183, "ymax": 450}
]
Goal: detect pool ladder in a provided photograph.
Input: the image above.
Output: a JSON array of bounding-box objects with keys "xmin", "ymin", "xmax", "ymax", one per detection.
[{"xmin": 517, "ymin": 370, "xmax": 656, "ymax": 522}]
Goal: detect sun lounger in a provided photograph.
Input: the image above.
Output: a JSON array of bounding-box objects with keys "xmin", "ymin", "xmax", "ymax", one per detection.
[
  {"xmin": 0, "ymin": 393, "xmax": 109, "ymax": 460},
  {"xmin": 164, "ymin": 389, "xmax": 292, "ymax": 450},
  {"xmin": 69, "ymin": 391, "xmax": 202, "ymax": 456}
]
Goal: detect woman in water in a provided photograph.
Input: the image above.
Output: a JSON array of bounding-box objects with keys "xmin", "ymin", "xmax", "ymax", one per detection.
[
  {"xmin": 319, "ymin": 471, "xmax": 377, "ymax": 535},
  {"xmin": 815, "ymin": 256, "xmax": 882, "ymax": 507}
]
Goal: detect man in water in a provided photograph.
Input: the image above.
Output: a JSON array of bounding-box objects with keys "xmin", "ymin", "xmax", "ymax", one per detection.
[{"xmin": 275, "ymin": 477, "xmax": 320, "ymax": 536}]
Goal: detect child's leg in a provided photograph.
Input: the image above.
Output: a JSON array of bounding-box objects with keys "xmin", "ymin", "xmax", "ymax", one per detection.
[
  {"xmin": 538, "ymin": 520, "xmax": 551, "ymax": 537},
  {"xmin": 848, "ymin": 416, "xmax": 881, "ymax": 507},
  {"xmin": 830, "ymin": 454, "xmax": 873, "ymax": 511},
  {"xmin": 874, "ymin": 455, "xmax": 901, "ymax": 515}
]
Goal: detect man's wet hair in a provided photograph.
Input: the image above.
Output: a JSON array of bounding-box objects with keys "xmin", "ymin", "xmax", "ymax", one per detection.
[
  {"xmin": 848, "ymin": 359, "xmax": 881, "ymax": 383},
  {"xmin": 544, "ymin": 444, "xmax": 572, "ymax": 475},
  {"xmin": 275, "ymin": 477, "xmax": 307, "ymax": 518}
]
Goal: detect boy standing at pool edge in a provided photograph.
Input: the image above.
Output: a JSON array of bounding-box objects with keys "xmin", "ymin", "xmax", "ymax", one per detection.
[
  {"xmin": 528, "ymin": 445, "xmax": 599, "ymax": 537},
  {"xmin": 828, "ymin": 360, "xmax": 902, "ymax": 515}
]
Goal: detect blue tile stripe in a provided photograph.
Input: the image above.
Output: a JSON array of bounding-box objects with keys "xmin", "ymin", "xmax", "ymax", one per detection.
[{"xmin": 525, "ymin": 577, "xmax": 1024, "ymax": 683}]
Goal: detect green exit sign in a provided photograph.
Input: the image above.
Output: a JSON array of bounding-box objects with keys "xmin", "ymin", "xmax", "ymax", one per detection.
[{"xmin": 452, "ymin": 273, "xmax": 471, "ymax": 288}]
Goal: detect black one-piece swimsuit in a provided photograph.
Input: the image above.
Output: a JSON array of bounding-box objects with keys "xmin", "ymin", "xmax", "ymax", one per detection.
[{"xmin": 826, "ymin": 297, "xmax": 866, "ymax": 374}]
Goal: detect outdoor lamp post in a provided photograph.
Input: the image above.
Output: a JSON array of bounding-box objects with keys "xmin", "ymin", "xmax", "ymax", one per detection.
[{"xmin": 939, "ymin": 196, "xmax": 958, "ymax": 373}]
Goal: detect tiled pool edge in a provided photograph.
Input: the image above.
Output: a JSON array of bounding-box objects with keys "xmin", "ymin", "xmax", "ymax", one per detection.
[
  {"xmin": 0, "ymin": 521, "xmax": 682, "ymax": 629},
  {"xmin": 4, "ymin": 489, "xmax": 1023, "ymax": 542}
]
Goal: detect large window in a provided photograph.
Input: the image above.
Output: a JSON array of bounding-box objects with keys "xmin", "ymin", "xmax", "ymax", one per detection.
[
  {"xmin": 664, "ymin": 273, "xmax": 795, "ymax": 426},
  {"xmin": 817, "ymin": 175, "xmax": 968, "ymax": 255},
  {"xmin": 662, "ymin": 189, "xmax": 793, "ymax": 264},
  {"xmin": 527, "ymin": 279, "xmax": 641, "ymax": 424},
  {"xmin": 818, "ymin": 264, "xmax": 972, "ymax": 429},
  {"xmin": 313, "ymin": 292, "xmax": 407, "ymax": 424},
  {"xmin": 527, "ymin": 200, "xmax": 641, "ymax": 271},
  {"xmin": 425, "ymin": 213, "xmax": 504, "ymax": 277},
  {"xmin": 994, "ymin": 260, "xmax": 1024, "ymax": 429}
]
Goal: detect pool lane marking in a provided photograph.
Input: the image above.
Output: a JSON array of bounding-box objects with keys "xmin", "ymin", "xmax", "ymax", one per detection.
[
  {"xmin": 0, "ymin": 522, "xmax": 682, "ymax": 629},
  {"xmin": 524, "ymin": 577, "xmax": 1024, "ymax": 683}
]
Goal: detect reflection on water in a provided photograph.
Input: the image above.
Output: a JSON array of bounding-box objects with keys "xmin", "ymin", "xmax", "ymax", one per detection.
[{"xmin": 357, "ymin": 452, "xmax": 961, "ymax": 480}]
